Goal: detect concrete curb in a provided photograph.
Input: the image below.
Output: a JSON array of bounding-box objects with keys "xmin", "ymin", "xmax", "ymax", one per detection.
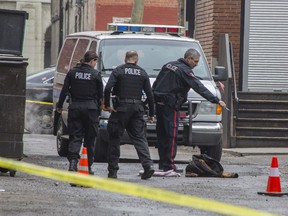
[{"xmin": 223, "ymin": 148, "xmax": 288, "ymax": 156}]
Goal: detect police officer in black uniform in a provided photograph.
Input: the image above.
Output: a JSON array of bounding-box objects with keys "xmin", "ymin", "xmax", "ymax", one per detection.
[
  {"xmin": 152, "ymin": 48, "xmax": 226, "ymax": 173},
  {"xmin": 57, "ymin": 51, "xmax": 103, "ymax": 174},
  {"xmin": 104, "ymin": 50, "xmax": 155, "ymax": 180}
]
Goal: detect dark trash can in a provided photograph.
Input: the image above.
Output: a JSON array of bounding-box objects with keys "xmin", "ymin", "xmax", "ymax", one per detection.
[
  {"xmin": 0, "ymin": 9, "xmax": 28, "ymax": 177},
  {"xmin": 0, "ymin": 9, "xmax": 28, "ymax": 55},
  {"xmin": 0, "ymin": 56, "xmax": 28, "ymax": 176},
  {"xmin": 0, "ymin": 56, "xmax": 28, "ymax": 158}
]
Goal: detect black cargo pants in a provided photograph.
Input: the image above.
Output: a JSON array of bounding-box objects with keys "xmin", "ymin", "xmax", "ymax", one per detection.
[
  {"xmin": 107, "ymin": 103, "xmax": 153, "ymax": 172},
  {"xmin": 156, "ymin": 103, "xmax": 179, "ymax": 171},
  {"xmin": 67, "ymin": 107, "xmax": 99, "ymax": 167}
]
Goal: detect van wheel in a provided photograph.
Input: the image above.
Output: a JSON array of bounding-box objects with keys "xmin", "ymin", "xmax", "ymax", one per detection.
[
  {"xmin": 94, "ymin": 128, "xmax": 109, "ymax": 162},
  {"xmin": 199, "ymin": 139, "xmax": 222, "ymax": 162},
  {"xmin": 56, "ymin": 117, "xmax": 69, "ymax": 157},
  {"xmin": 26, "ymin": 105, "xmax": 53, "ymax": 134}
]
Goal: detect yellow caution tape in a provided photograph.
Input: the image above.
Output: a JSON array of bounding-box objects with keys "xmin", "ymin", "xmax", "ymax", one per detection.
[
  {"xmin": 26, "ymin": 100, "xmax": 53, "ymax": 105},
  {"xmin": 0, "ymin": 157, "xmax": 280, "ymax": 216}
]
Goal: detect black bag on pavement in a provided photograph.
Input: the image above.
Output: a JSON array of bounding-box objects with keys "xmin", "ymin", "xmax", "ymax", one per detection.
[{"xmin": 185, "ymin": 154, "xmax": 238, "ymax": 178}]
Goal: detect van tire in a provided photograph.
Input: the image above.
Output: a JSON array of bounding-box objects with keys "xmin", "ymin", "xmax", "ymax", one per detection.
[
  {"xmin": 26, "ymin": 105, "xmax": 53, "ymax": 134},
  {"xmin": 94, "ymin": 128, "xmax": 109, "ymax": 162},
  {"xmin": 199, "ymin": 138, "xmax": 222, "ymax": 162},
  {"xmin": 56, "ymin": 117, "xmax": 69, "ymax": 157}
]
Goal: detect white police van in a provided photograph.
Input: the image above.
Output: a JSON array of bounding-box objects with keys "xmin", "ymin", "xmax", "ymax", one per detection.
[{"xmin": 53, "ymin": 23, "xmax": 227, "ymax": 162}]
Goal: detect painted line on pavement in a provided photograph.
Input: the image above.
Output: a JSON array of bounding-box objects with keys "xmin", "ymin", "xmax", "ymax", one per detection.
[{"xmin": 0, "ymin": 157, "xmax": 280, "ymax": 216}]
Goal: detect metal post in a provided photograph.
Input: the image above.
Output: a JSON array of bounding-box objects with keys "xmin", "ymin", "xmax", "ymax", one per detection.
[{"xmin": 188, "ymin": 99, "xmax": 193, "ymax": 146}]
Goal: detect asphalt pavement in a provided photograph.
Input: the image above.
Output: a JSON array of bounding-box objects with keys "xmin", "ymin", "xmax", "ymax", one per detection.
[
  {"xmin": 23, "ymin": 133, "xmax": 288, "ymax": 162},
  {"xmin": 3, "ymin": 133, "xmax": 288, "ymax": 216}
]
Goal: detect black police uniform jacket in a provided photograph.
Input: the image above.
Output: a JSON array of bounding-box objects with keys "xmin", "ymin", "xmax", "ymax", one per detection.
[
  {"xmin": 152, "ymin": 58, "xmax": 219, "ymax": 107},
  {"xmin": 57, "ymin": 63, "xmax": 103, "ymax": 109},
  {"xmin": 104, "ymin": 62, "xmax": 154, "ymax": 117}
]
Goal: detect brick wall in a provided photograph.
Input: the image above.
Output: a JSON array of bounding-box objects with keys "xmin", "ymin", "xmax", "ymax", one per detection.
[
  {"xmin": 96, "ymin": 0, "xmax": 178, "ymax": 30},
  {"xmin": 195, "ymin": 0, "xmax": 214, "ymax": 69},
  {"xmin": 213, "ymin": 0, "xmax": 241, "ymax": 85},
  {"xmin": 195, "ymin": 0, "xmax": 241, "ymax": 85}
]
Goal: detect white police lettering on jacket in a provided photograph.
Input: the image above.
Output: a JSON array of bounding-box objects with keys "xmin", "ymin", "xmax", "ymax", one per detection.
[
  {"xmin": 125, "ymin": 68, "xmax": 141, "ymax": 76},
  {"xmin": 166, "ymin": 64, "xmax": 178, "ymax": 72},
  {"xmin": 75, "ymin": 72, "xmax": 91, "ymax": 80}
]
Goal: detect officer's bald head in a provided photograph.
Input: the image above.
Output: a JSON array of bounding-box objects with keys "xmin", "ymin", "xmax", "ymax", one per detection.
[
  {"xmin": 125, "ymin": 51, "xmax": 138, "ymax": 64},
  {"xmin": 184, "ymin": 48, "xmax": 200, "ymax": 69},
  {"xmin": 184, "ymin": 48, "xmax": 200, "ymax": 59}
]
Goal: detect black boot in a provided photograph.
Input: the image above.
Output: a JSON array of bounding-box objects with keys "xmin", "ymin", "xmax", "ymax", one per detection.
[
  {"xmin": 68, "ymin": 159, "xmax": 78, "ymax": 172},
  {"xmin": 89, "ymin": 166, "xmax": 94, "ymax": 175},
  {"xmin": 141, "ymin": 166, "xmax": 155, "ymax": 180},
  {"xmin": 108, "ymin": 170, "xmax": 117, "ymax": 179}
]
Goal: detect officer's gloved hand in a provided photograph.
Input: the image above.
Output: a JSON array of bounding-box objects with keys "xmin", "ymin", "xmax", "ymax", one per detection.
[{"xmin": 218, "ymin": 100, "xmax": 226, "ymax": 108}]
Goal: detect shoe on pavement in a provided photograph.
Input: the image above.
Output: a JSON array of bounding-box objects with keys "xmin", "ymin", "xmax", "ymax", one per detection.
[
  {"xmin": 108, "ymin": 170, "xmax": 117, "ymax": 179},
  {"xmin": 173, "ymin": 165, "xmax": 183, "ymax": 173},
  {"xmin": 68, "ymin": 159, "xmax": 78, "ymax": 172},
  {"xmin": 69, "ymin": 159, "xmax": 78, "ymax": 187},
  {"xmin": 141, "ymin": 166, "xmax": 155, "ymax": 180},
  {"xmin": 163, "ymin": 165, "xmax": 183, "ymax": 173},
  {"xmin": 89, "ymin": 167, "xmax": 94, "ymax": 175}
]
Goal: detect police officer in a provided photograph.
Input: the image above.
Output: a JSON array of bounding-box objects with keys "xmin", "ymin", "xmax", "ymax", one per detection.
[
  {"xmin": 56, "ymin": 51, "xmax": 103, "ymax": 175},
  {"xmin": 152, "ymin": 48, "xmax": 226, "ymax": 173},
  {"xmin": 104, "ymin": 50, "xmax": 155, "ymax": 180}
]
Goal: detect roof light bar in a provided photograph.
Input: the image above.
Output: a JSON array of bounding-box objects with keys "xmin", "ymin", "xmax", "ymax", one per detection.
[
  {"xmin": 117, "ymin": 25, "xmax": 129, "ymax": 31},
  {"xmin": 107, "ymin": 23, "xmax": 186, "ymax": 36},
  {"xmin": 155, "ymin": 27, "xmax": 166, "ymax": 33},
  {"xmin": 130, "ymin": 26, "xmax": 141, "ymax": 32}
]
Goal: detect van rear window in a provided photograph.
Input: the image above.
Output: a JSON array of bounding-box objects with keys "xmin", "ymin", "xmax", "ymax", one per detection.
[
  {"xmin": 57, "ymin": 39, "xmax": 77, "ymax": 74},
  {"xmin": 70, "ymin": 39, "xmax": 90, "ymax": 69}
]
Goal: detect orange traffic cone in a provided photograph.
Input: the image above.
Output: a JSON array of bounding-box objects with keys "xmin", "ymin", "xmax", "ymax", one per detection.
[
  {"xmin": 257, "ymin": 156, "xmax": 288, "ymax": 196},
  {"xmin": 78, "ymin": 147, "xmax": 89, "ymax": 175},
  {"xmin": 266, "ymin": 156, "xmax": 281, "ymax": 193}
]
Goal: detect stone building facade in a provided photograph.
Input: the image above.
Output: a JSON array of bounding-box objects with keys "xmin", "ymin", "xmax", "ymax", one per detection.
[
  {"xmin": 0, "ymin": 0, "xmax": 51, "ymax": 74},
  {"xmin": 50, "ymin": 0, "xmax": 96, "ymax": 65}
]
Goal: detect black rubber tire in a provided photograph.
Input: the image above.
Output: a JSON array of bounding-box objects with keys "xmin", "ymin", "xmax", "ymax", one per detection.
[
  {"xmin": 26, "ymin": 105, "xmax": 53, "ymax": 134},
  {"xmin": 56, "ymin": 117, "xmax": 69, "ymax": 157},
  {"xmin": 199, "ymin": 138, "xmax": 223, "ymax": 162},
  {"xmin": 9, "ymin": 170, "xmax": 16, "ymax": 177},
  {"xmin": 0, "ymin": 168, "xmax": 8, "ymax": 173},
  {"xmin": 94, "ymin": 128, "xmax": 109, "ymax": 162}
]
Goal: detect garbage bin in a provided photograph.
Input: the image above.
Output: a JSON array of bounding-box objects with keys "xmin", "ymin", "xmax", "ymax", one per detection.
[
  {"xmin": 0, "ymin": 9, "xmax": 28, "ymax": 177},
  {"xmin": 0, "ymin": 56, "xmax": 28, "ymax": 158}
]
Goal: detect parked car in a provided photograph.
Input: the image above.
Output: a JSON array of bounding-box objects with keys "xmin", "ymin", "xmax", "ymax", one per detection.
[{"xmin": 25, "ymin": 66, "xmax": 55, "ymax": 134}]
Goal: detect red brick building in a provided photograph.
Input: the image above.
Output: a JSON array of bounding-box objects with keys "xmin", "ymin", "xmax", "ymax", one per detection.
[
  {"xmin": 95, "ymin": 0, "xmax": 242, "ymax": 85},
  {"xmin": 96, "ymin": 0, "xmax": 179, "ymax": 30},
  {"xmin": 195, "ymin": 0, "xmax": 241, "ymax": 85},
  {"xmin": 51, "ymin": 0, "xmax": 242, "ymax": 85}
]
